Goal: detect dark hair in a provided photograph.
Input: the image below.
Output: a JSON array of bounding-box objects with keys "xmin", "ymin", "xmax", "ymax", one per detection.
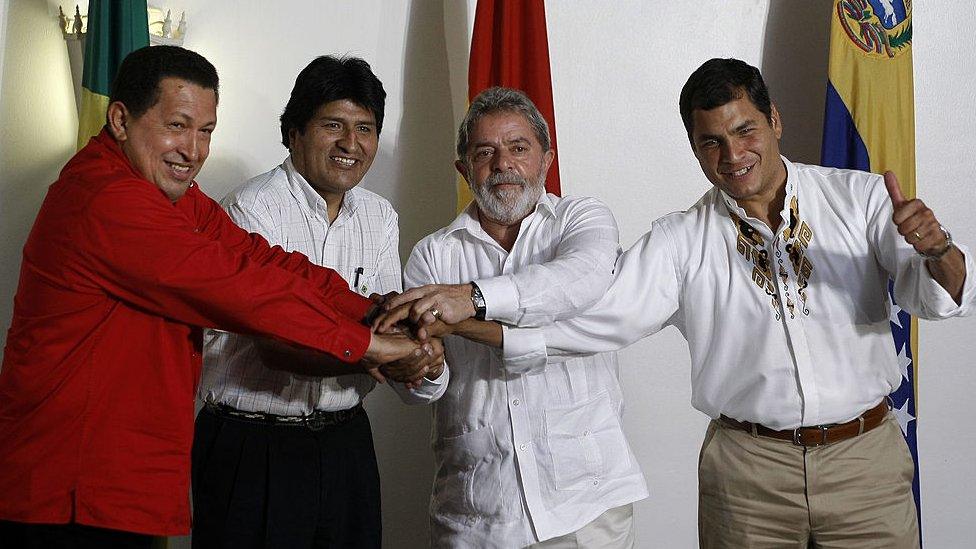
[
  {"xmin": 679, "ymin": 58, "xmax": 772, "ymax": 137},
  {"xmin": 280, "ymin": 56, "xmax": 386, "ymax": 148},
  {"xmin": 456, "ymin": 87, "xmax": 550, "ymax": 160},
  {"xmin": 109, "ymin": 45, "xmax": 219, "ymax": 119}
]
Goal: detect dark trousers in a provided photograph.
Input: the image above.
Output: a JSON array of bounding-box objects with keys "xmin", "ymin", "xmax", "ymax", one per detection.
[
  {"xmin": 0, "ymin": 521, "xmax": 154, "ymax": 549},
  {"xmin": 191, "ymin": 406, "xmax": 381, "ymax": 549}
]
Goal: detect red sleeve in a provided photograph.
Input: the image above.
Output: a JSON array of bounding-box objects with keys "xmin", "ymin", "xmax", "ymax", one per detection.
[
  {"xmin": 80, "ymin": 179, "xmax": 371, "ymax": 362},
  {"xmin": 186, "ymin": 186, "xmax": 372, "ymax": 321}
]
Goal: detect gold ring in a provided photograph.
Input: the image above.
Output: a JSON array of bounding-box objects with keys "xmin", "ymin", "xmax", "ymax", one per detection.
[
  {"xmin": 912, "ymin": 231, "xmax": 923, "ymax": 242},
  {"xmin": 430, "ymin": 308, "xmax": 442, "ymax": 319}
]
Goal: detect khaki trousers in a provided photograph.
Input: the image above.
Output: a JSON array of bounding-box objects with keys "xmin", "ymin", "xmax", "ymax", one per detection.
[
  {"xmin": 698, "ymin": 413, "xmax": 919, "ymax": 548},
  {"xmin": 530, "ymin": 503, "xmax": 635, "ymax": 549}
]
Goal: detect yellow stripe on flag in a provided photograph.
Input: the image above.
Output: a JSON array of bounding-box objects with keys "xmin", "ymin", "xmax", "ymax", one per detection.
[{"xmin": 77, "ymin": 87, "xmax": 110, "ymax": 150}]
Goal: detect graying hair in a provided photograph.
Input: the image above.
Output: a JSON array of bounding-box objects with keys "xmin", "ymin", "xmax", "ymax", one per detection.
[{"xmin": 456, "ymin": 87, "xmax": 551, "ymax": 160}]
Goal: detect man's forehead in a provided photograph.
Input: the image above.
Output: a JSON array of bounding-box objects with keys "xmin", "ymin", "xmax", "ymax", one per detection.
[
  {"xmin": 472, "ymin": 111, "xmax": 537, "ymax": 142},
  {"xmin": 312, "ymin": 99, "xmax": 376, "ymax": 122}
]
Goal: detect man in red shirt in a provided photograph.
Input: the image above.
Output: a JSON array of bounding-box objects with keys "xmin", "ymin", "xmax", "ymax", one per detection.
[{"xmin": 0, "ymin": 46, "xmax": 422, "ymax": 547}]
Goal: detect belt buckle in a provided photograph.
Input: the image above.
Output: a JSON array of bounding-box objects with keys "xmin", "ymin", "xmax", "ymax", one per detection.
[
  {"xmin": 793, "ymin": 426, "xmax": 829, "ymax": 447},
  {"xmin": 305, "ymin": 414, "xmax": 327, "ymax": 431}
]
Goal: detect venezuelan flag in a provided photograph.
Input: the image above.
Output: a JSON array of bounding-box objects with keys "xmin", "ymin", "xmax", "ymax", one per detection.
[
  {"xmin": 459, "ymin": 0, "xmax": 561, "ymax": 212},
  {"xmin": 820, "ymin": 0, "xmax": 921, "ymax": 530},
  {"xmin": 77, "ymin": 0, "xmax": 149, "ymax": 149}
]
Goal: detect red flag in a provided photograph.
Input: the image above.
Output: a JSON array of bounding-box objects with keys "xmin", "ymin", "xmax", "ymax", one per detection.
[{"xmin": 459, "ymin": 0, "xmax": 561, "ymax": 210}]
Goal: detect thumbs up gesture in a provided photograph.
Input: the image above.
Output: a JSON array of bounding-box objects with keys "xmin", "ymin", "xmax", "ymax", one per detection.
[{"xmin": 884, "ymin": 171, "xmax": 952, "ymax": 259}]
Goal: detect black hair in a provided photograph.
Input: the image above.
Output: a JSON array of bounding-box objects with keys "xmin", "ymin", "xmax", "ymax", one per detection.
[
  {"xmin": 679, "ymin": 58, "xmax": 772, "ymax": 137},
  {"xmin": 280, "ymin": 55, "xmax": 386, "ymax": 148},
  {"xmin": 109, "ymin": 45, "xmax": 219, "ymax": 119}
]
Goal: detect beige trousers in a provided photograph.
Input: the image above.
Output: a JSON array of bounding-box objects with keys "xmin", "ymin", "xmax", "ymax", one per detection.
[
  {"xmin": 698, "ymin": 413, "xmax": 919, "ymax": 548},
  {"xmin": 529, "ymin": 503, "xmax": 635, "ymax": 549}
]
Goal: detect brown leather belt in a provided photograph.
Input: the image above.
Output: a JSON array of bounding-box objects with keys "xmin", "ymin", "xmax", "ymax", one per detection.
[{"xmin": 720, "ymin": 400, "xmax": 889, "ymax": 447}]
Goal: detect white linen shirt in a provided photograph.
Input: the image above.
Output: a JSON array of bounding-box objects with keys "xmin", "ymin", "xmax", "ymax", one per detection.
[
  {"xmin": 404, "ymin": 193, "xmax": 647, "ymax": 548},
  {"xmin": 200, "ymin": 158, "xmax": 418, "ymax": 414},
  {"xmin": 509, "ymin": 159, "xmax": 975, "ymax": 430}
]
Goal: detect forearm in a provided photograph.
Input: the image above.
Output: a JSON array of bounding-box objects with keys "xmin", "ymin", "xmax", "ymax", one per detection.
[
  {"xmin": 255, "ymin": 338, "xmax": 362, "ymax": 377},
  {"xmin": 451, "ymin": 319, "xmax": 503, "ymax": 348},
  {"xmin": 925, "ymin": 247, "xmax": 967, "ymax": 304}
]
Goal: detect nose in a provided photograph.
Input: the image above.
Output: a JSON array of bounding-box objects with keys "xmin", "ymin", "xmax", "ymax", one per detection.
[
  {"xmin": 335, "ymin": 127, "xmax": 360, "ymax": 154},
  {"xmin": 178, "ymin": 132, "xmax": 204, "ymax": 163},
  {"xmin": 720, "ymin": 137, "xmax": 745, "ymax": 163},
  {"xmin": 490, "ymin": 148, "xmax": 514, "ymax": 173}
]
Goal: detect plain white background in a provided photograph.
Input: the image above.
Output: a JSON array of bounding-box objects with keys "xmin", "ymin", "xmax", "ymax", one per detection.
[{"xmin": 1, "ymin": 1, "xmax": 973, "ymax": 547}]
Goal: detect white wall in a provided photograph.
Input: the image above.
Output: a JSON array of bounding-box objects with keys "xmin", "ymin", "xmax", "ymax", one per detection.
[{"xmin": 1, "ymin": 1, "xmax": 974, "ymax": 547}]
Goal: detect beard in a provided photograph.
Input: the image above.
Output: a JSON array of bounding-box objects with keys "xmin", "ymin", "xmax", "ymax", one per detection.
[{"xmin": 472, "ymin": 169, "xmax": 546, "ymax": 225}]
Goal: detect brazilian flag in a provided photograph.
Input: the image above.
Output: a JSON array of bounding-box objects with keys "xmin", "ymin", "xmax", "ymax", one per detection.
[{"xmin": 77, "ymin": 0, "xmax": 149, "ymax": 149}]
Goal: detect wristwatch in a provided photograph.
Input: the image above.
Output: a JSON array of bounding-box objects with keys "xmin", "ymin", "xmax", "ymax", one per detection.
[
  {"xmin": 470, "ymin": 282, "xmax": 487, "ymax": 321},
  {"xmin": 921, "ymin": 226, "xmax": 954, "ymax": 261}
]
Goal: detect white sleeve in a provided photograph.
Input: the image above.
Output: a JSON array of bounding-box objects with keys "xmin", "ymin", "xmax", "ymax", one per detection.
[
  {"xmin": 505, "ymin": 218, "xmax": 683, "ymax": 373},
  {"xmin": 477, "ymin": 197, "xmax": 620, "ymax": 327}
]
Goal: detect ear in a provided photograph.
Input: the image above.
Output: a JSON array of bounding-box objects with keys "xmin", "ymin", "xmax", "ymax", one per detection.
[
  {"xmin": 106, "ymin": 101, "xmax": 130, "ymax": 141},
  {"xmin": 287, "ymin": 127, "xmax": 299, "ymax": 150},
  {"xmin": 455, "ymin": 159, "xmax": 469, "ymax": 183},
  {"xmin": 542, "ymin": 148, "xmax": 555, "ymax": 174},
  {"xmin": 770, "ymin": 104, "xmax": 783, "ymax": 139}
]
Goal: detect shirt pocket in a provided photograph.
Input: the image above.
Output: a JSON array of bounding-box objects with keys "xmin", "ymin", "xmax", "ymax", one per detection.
[
  {"xmin": 431, "ymin": 425, "xmax": 519, "ymax": 524},
  {"xmin": 348, "ymin": 266, "xmax": 378, "ymax": 297},
  {"xmin": 544, "ymin": 391, "xmax": 632, "ymax": 490}
]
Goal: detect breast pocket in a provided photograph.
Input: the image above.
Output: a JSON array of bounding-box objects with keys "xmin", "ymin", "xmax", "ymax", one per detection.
[
  {"xmin": 348, "ymin": 266, "xmax": 378, "ymax": 297},
  {"xmin": 544, "ymin": 391, "xmax": 632, "ymax": 490},
  {"xmin": 431, "ymin": 425, "xmax": 519, "ymax": 524}
]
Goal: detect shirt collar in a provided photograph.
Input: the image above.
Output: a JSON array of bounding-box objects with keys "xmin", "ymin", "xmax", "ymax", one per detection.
[
  {"xmin": 444, "ymin": 191, "xmax": 556, "ymax": 240},
  {"xmin": 282, "ymin": 156, "xmax": 358, "ymax": 222},
  {"xmin": 718, "ymin": 155, "xmax": 796, "ymax": 234}
]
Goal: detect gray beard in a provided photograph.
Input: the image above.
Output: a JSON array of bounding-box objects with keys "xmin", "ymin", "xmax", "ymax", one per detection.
[{"xmin": 473, "ymin": 170, "xmax": 546, "ymax": 225}]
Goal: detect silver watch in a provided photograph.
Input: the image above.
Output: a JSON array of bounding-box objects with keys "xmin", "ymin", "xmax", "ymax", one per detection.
[
  {"xmin": 470, "ymin": 282, "xmax": 487, "ymax": 321},
  {"xmin": 921, "ymin": 226, "xmax": 954, "ymax": 261}
]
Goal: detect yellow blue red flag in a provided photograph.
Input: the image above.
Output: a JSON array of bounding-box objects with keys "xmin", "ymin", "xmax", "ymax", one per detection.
[{"xmin": 820, "ymin": 0, "xmax": 920, "ymax": 529}]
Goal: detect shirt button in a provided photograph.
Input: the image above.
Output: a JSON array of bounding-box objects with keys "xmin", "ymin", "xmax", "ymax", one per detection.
[
  {"xmin": 593, "ymin": 480, "xmax": 600, "ymax": 486},
  {"xmin": 519, "ymin": 443, "xmax": 527, "ymax": 451},
  {"xmin": 583, "ymin": 430, "xmax": 590, "ymax": 436},
  {"xmin": 343, "ymin": 350, "xmax": 351, "ymax": 358},
  {"xmin": 193, "ymin": 228, "xmax": 201, "ymax": 233},
  {"xmin": 512, "ymin": 398, "xmax": 520, "ymax": 406}
]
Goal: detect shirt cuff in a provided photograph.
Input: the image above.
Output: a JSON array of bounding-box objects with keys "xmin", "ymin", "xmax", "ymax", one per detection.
[
  {"xmin": 919, "ymin": 243, "xmax": 976, "ymax": 316},
  {"xmin": 501, "ymin": 325, "xmax": 548, "ymax": 375},
  {"xmin": 325, "ymin": 321, "xmax": 371, "ymax": 363},
  {"xmin": 475, "ymin": 276, "xmax": 519, "ymax": 324}
]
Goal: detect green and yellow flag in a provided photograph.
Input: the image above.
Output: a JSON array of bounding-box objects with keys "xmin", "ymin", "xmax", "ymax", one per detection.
[{"xmin": 77, "ymin": 0, "xmax": 149, "ymax": 149}]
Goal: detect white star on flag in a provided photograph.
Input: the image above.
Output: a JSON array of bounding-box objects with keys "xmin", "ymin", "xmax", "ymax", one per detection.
[
  {"xmin": 889, "ymin": 301, "xmax": 904, "ymax": 328},
  {"xmin": 892, "ymin": 398, "xmax": 916, "ymax": 435},
  {"xmin": 897, "ymin": 344, "xmax": 913, "ymax": 381}
]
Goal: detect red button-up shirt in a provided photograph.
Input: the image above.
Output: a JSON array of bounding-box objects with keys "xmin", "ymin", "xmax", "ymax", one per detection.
[{"xmin": 0, "ymin": 130, "xmax": 373, "ymax": 535}]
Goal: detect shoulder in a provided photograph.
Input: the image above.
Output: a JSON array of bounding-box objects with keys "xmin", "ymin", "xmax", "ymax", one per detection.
[
  {"xmin": 221, "ymin": 164, "xmax": 291, "ymax": 211},
  {"xmin": 792, "ymin": 161, "xmax": 882, "ymax": 197},
  {"xmin": 548, "ymin": 193, "xmax": 614, "ymax": 218},
  {"xmin": 349, "ymin": 186, "xmax": 398, "ymax": 220}
]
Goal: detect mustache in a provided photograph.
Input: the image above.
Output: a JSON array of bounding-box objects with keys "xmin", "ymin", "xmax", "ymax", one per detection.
[{"xmin": 485, "ymin": 171, "xmax": 528, "ymax": 188}]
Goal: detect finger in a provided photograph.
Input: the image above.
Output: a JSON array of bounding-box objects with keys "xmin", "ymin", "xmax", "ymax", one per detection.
[
  {"xmin": 892, "ymin": 201, "xmax": 934, "ymax": 233},
  {"xmin": 385, "ymin": 287, "xmax": 434, "ymax": 310},
  {"xmin": 408, "ymin": 296, "xmax": 440, "ymax": 325},
  {"xmin": 367, "ymin": 367, "xmax": 386, "ymax": 384},
  {"xmin": 374, "ymin": 303, "xmax": 413, "ymax": 333},
  {"xmin": 884, "ymin": 171, "xmax": 906, "ymax": 208}
]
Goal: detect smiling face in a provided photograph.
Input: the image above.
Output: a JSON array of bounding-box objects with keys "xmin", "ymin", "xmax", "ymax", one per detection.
[
  {"xmin": 690, "ymin": 93, "xmax": 786, "ymax": 220},
  {"xmin": 110, "ymin": 77, "xmax": 217, "ymax": 202},
  {"xmin": 457, "ymin": 110, "xmax": 554, "ymax": 226},
  {"xmin": 288, "ymin": 99, "xmax": 379, "ymax": 205}
]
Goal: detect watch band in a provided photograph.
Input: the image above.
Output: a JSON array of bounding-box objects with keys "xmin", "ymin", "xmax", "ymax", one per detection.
[
  {"xmin": 470, "ymin": 282, "xmax": 487, "ymax": 321},
  {"xmin": 920, "ymin": 226, "xmax": 954, "ymax": 261}
]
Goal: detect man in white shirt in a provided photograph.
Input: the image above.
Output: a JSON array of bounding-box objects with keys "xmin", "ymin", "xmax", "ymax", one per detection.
[
  {"xmin": 379, "ymin": 87, "xmax": 647, "ymax": 548},
  {"xmin": 497, "ymin": 58, "xmax": 973, "ymax": 548},
  {"xmin": 192, "ymin": 56, "xmax": 442, "ymax": 548}
]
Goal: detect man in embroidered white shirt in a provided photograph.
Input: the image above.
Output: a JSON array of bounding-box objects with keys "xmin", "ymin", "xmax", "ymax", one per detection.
[
  {"xmin": 192, "ymin": 56, "xmax": 442, "ymax": 548},
  {"xmin": 378, "ymin": 87, "xmax": 647, "ymax": 548},
  {"xmin": 491, "ymin": 58, "xmax": 973, "ymax": 548}
]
